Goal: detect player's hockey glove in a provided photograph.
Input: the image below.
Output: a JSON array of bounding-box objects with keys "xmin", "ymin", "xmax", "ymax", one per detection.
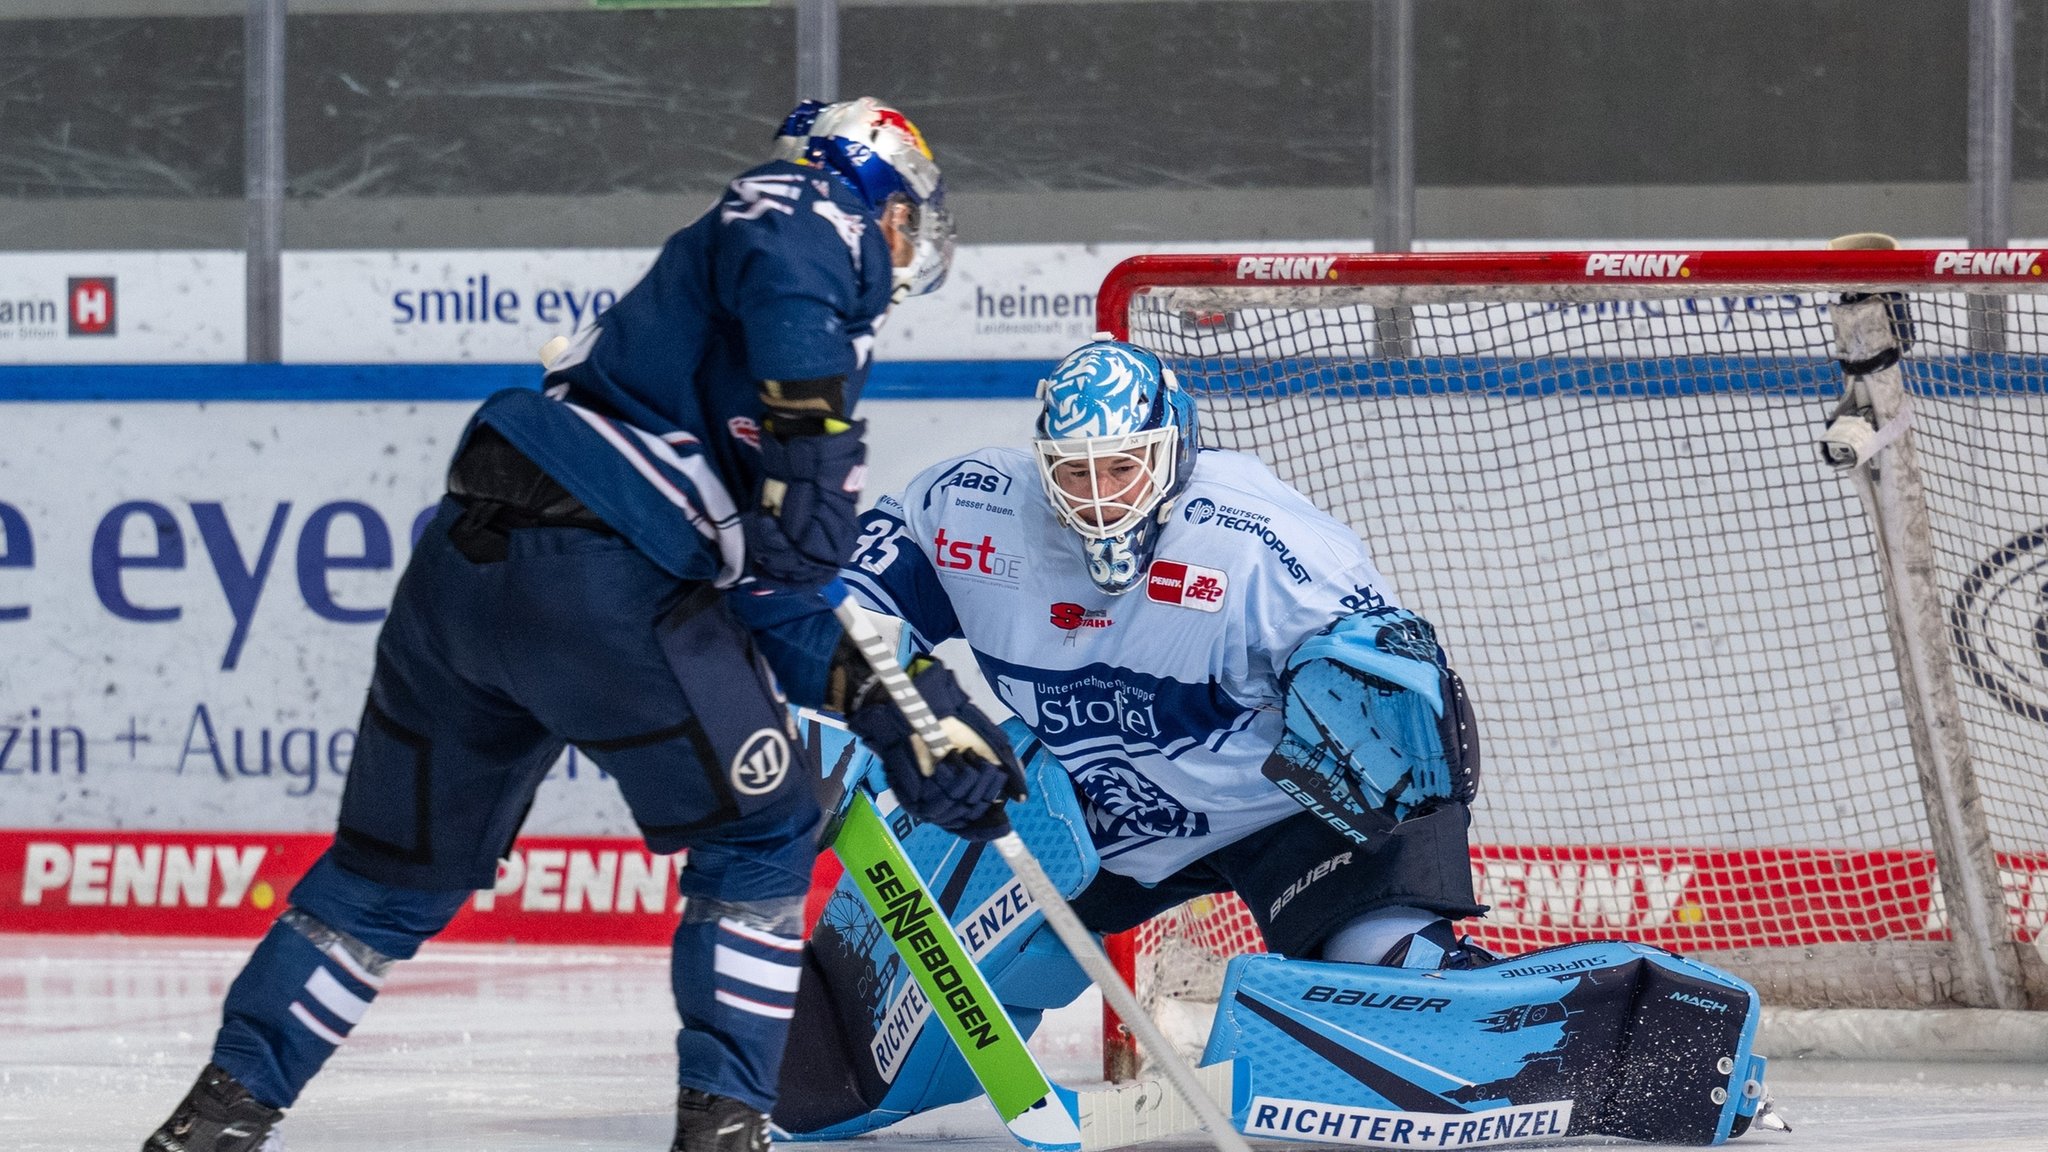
[
  {"xmin": 1266, "ymin": 607, "xmax": 1480, "ymax": 841},
  {"xmin": 844, "ymin": 658, "xmax": 1027, "ymax": 841},
  {"xmin": 742, "ymin": 376, "xmax": 866, "ymax": 590}
]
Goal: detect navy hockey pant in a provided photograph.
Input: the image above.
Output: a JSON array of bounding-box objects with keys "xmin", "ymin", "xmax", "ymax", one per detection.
[{"xmin": 209, "ymin": 500, "xmax": 819, "ymax": 1112}]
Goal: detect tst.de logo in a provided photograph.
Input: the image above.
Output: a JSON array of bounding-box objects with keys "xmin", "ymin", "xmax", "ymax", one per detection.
[{"xmin": 68, "ymin": 276, "xmax": 116, "ymax": 336}]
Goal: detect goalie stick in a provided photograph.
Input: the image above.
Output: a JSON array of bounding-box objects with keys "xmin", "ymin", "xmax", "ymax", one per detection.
[
  {"xmin": 825, "ymin": 582, "xmax": 1252, "ymax": 1152},
  {"xmin": 827, "ymin": 786, "xmax": 1233, "ymax": 1151}
]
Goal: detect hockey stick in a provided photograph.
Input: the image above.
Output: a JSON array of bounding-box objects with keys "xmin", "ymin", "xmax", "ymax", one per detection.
[
  {"xmin": 825, "ymin": 583, "xmax": 1252, "ymax": 1152},
  {"xmin": 825, "ymin": 783, "xmax": 1233, "ymax": 1152}
]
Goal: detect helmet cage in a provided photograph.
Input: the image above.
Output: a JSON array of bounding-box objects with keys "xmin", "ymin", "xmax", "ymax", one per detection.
[
  {"xmin": 1033, "ymin": 426, "xmax": 1181, "ymax": 541},
  {"xmin": 892, "ymin": 189, "xmax": 956, "ymax": 300}
]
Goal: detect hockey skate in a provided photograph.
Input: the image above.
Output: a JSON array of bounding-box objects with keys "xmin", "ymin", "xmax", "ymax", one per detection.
[
  {"xmin": 673, "ymin": 1087, "xmax": 770, "ymax": 1152},
  {"xmin": 141, "ymin": 1063, "xmax": 284, "ymax": 1152}
]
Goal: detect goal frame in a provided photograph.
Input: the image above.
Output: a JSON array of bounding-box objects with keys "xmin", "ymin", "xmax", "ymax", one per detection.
[{"xmin": 1093, "ymin": 247, "xmax": 2044, "ymax": 1081}]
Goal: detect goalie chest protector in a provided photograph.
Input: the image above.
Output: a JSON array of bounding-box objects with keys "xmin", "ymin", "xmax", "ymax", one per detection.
[{"xmin": 1204, "ymin": 941, "xmax": 1767, "ymax": 1146}]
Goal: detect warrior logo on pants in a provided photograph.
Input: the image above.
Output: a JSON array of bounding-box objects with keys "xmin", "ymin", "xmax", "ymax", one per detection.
[{"xmin": 732, "ymin": 730, "xmax": 793, "ymax": 795}]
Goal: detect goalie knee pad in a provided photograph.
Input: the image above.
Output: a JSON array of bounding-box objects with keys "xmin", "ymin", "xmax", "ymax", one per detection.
[{"xmin": 1205, "ymin": 941, "xmax": 1769, "ymax": 1146}]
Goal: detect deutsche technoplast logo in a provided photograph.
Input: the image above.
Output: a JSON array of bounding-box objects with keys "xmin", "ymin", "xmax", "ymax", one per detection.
[
  {"xmin": 1952, "ymin": 523, "xmax": 2048, "ymax": 727},
  {"xmin": 1183, "ymin": 497, "xmax": 1217, "ymax": 524}
]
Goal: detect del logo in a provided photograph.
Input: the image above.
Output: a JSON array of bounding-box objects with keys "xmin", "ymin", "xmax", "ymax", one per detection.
[
  {"xmin": 1146, "ymin": 560, "xmax": 1226, "ymax": 612},
  {"xmin": 729, "ymin": 729, "xmax": 790, "ymax": 796},
  {"xmin": 727, "ymin": 416, "xmax": 761, "ymax": 449},
  {"xmin": 1934, "ymin": 250, "xmax": 2043, "ymax": 276},
  {"xmin": 68, "ymin": 276, "xmax": 116, "ymax": 336},
  {"xmin": 1235, "ymin": 255, "xmax": 1338, "ymax": 282},
  {"xmin": 1049, "ymin": 601, "xmax": 1111, "ymax": 630},
  {"xmin": 1584, "ymin": 253, "xmax": 1690, "ymax": 278},
  {"xmin": 933, "ymin": 528, "xmax": 1023, "ymax": 585}
]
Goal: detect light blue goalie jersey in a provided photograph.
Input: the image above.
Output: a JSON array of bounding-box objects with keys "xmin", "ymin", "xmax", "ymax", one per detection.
[{"xmin": 843, "ymin": 446, "xmax": 1399, "ymax": 883}]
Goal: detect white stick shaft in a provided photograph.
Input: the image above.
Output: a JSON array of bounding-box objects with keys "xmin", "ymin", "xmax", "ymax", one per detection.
[
  {"xmin": 833, "ymin": 599, "xmax": 950, "ymax": 765},
  {"xmin": 993, "ymin": 834, "xmax": 1252, "ymax": 1152},
  {"xmin": 830, "ymin": 596, "xmax": 1249, "ymax": 1152}
]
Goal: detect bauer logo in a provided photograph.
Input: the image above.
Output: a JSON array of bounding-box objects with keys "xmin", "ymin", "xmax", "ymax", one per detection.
[
  {"xmin": 729, "ymin": 729, "xmax": 791, "ymax": 796},
  {"xmin": 1933, "ymin": 250, "xmax": 2042, "ymax": 276},
  {"xmin": 1583, "ymin": 253, "xmax": 1691, "ymax": 278},
  {"xmin": 1952, "ymin": 523, "xmax": 2048, "ymax": 727},
  {"xmin": 68, "ymin": 277, "xmax": 116, "ymax": 336},
  {"xmin": 1235, "ymin": 255, "xmax": 1339, "ymax": 281}
]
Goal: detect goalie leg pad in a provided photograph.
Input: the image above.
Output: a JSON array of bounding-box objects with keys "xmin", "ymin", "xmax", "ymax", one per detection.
[
  {"xmin": 772, "ymin": 721, "xmax": 1097, "ymax": 1139},
  {"xmin": 1205, "ymin": 941, "xmax": 1765, "ymax": 1146}
]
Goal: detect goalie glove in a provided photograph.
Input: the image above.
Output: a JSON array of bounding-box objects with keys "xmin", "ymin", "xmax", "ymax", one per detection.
[{"xmin": 1265, "ymin": 607, "xmax": 1480, "ymax": 842}]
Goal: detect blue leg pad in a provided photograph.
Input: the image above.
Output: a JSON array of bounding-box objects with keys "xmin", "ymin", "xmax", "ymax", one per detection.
[{"xmin": 1207, "ymin": 940, "xmax": 1763, "ymax": 1146}]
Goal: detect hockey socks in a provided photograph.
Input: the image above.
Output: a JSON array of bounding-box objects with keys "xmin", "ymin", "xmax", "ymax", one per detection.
[
  {"xmin": 672, "ymin": 897, "xmax": 807, "ymax": 1114},
  {"xmin": 210, "ymin": 909, "xmax": 393, "ymax": 1109},
  {"xmin": 208, "ymin": 853, "xmax": 468, "ymax": 1109}
]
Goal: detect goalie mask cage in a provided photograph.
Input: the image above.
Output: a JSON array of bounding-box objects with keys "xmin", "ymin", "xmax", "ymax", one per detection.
[{"xmin": 1096, "ymin": 248, "xmax": 2048, "ymax": 1080}]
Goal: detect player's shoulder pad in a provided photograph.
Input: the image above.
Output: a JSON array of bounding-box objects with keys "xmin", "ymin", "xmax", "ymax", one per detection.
[
  {"xmin": 1174, "ymin": 449, "xmax": 1372, "ymax": 566},
  {"xmin": 716, "ymin": 159, "xmax": 879, "ymax": 274},
  {"xmin": 907, "ymin": 446, "xmax": 1037, "ymax": 516}
]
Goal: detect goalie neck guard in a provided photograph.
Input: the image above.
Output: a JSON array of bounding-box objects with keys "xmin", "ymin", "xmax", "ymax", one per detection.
[{"xmin": 1033, "ymin": 340, "xmax": 1200, "ymax": 595}]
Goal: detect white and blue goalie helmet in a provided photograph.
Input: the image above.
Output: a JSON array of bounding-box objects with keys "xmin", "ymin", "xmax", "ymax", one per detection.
[
  {"xmin": 1033, "ymin": 339, "xmax": 1200, "ymax": 595},
  {"xmin": 773, "ymin": 96, "xmax": 955, "ymax": 300}
]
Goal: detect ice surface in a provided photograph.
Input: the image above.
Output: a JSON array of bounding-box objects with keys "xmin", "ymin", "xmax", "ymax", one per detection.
[{"xmin": 5, "ymin": 934, "xmax": 2045, "ymax": 1151}]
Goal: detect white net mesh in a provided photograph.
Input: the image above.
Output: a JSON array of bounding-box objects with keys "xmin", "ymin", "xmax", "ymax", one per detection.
[{"xmin": 1112, "ymin": 276, "xmax": 2048, "ymax": 1031}]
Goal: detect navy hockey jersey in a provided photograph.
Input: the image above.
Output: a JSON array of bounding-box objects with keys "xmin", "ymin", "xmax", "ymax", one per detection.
[{"xmin": 467, "ymin": 159, "xmax": 896, "ymax": 584}]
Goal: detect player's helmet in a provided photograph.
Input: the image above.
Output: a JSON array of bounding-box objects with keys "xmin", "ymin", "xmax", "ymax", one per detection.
[
  {"xmin": 774, "ymin": 97, "xmax": 955, "ymax": 300},
  {"xmin": 1033, "ymin": 339, "xmax": 1200, "ymax": 595}
]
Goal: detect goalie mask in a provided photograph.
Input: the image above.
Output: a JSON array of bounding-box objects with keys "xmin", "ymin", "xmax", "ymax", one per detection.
[
  {"xmin": 774, "ymin": 97, "xmax": 956, "ymax": 301},
  {"xmin": 1033, "ymin": 340, "xmax": 1199, "ymax": 595}
]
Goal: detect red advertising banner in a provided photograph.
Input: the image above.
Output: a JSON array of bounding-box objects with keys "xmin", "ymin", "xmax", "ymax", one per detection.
[
  {"xmin": 0, "ymin": 829, "xmax": 847, "ymax": 944},
  {"xmin": 5, "ymin": 830, "xmax": 2042, "ymax": 951},
  {"xmin": 1468, "ymin": 843, "xmax": 2048, "ymax": 953}
]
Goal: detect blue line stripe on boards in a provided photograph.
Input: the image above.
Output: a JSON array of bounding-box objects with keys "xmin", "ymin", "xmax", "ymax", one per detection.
[
  {"xmin": 0, "ymin": 361, "xmax": 1053, "ymax": 402},
  {"xmin": 1, "ymin": 357, "xmax": 2044, "ymax": 401}
]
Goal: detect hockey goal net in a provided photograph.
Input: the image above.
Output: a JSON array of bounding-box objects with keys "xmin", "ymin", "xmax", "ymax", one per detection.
[{"xmin": 1097, "ymin": 247, "xmax": 2048, "ymax": 1079}]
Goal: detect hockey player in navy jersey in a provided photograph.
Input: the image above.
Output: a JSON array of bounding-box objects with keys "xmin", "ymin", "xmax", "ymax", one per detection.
[{"xmin": 142, "ymin": 98, "xmax": 1019, "ymax": 1152}]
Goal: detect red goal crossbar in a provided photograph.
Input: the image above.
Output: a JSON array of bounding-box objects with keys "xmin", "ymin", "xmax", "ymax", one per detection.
[{"xmin": 1097, "ymin": 247, "xmax": 2048, "ymax": 339}]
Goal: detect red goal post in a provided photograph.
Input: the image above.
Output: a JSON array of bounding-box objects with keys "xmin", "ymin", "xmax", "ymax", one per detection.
[{"xmin": 1093, "ymin": 247, "xmax": 2048, "ymax": 1081}]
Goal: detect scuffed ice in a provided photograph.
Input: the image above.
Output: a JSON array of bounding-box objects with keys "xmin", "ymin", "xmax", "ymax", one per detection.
[{"xmin": 5, "ymin": 935, "xmax": 2047, "ymax": 1151}]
